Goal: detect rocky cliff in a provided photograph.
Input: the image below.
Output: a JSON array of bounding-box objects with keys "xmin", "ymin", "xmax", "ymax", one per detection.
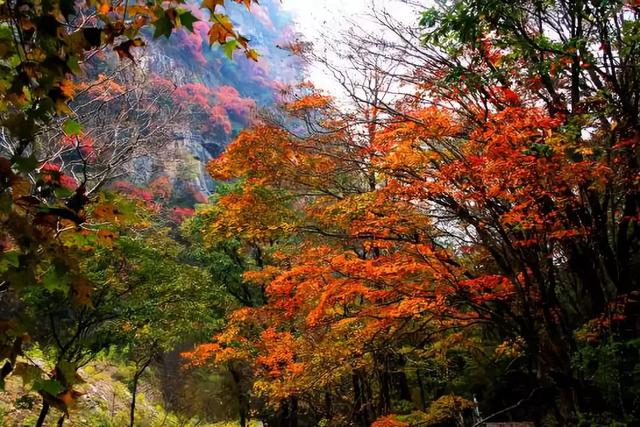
[{"xmin": 118, "ymin": 0, "xmax": 302, "ymax": 204}]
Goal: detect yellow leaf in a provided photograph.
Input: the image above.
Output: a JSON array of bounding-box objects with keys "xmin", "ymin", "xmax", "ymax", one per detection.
[
  {"xmin": 55, "ymin": 99, "xmax": 73, "ymax": 115},
  {"xmin": 11, "ymin": 177, "xmax": 31, "ymax": 200},
  {"xmin": 245, "ymin": 48, "xmax": 259, "ymax": 61}
]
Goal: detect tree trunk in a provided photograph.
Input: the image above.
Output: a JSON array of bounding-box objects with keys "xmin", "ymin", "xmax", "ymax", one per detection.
[
  {"xmin": 364, "ymin": 374, "xmax": 376, "ymax": 422},
  {"xmin": 392, "ymin": 356, "xmax": 412, "ymax": 402},
  {"xmin": 353, "ymin": 373, "xmax": 368, "ymax": 427},
  {"xmin": 35, "ymin": 400, "xmax": 50, "ymax": 427},
  {"xmin": 239, "ymin": 407, "xmax": 247, "ymax": 427},
  {"xmin": 417, "ymin": 369, "xmax": 427, "ymax": 411},
  {"xmin": 130, "ymin": 357, "xmax": 152, "ymax": 427},
  {"xmin": 129, "ymin": 373, "xmax": 139, "ymax": 427},
  {"xmin": 324, "ymin": 391, "xmax": 332, "ymax": 419},
  {"xmin": 352, "ymin": 371, "xmax": 375, "ymax": 427},
  {"xmin": 378, "ymin": 364, "xmax": 391, "ymax": 414},
  {"xmin": 230, "ymin": 366, "xmax": 249, "ymax": 427},
  {"xmin": 288, "ymin": 397, "xmax": 298, "ymax": 427}
]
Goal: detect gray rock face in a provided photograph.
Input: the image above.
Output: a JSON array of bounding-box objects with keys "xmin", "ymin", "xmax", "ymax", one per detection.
[
  {"xmin": 127, "ymin": 52, "xmax": 229, "ymax": 202},
  {"xmin": 173, "ymin": 128, "xmax": 216, "ymax": 195},
  {"xmin": 141, "ymin": 53, "xmax": 192, "ymax": 87}
]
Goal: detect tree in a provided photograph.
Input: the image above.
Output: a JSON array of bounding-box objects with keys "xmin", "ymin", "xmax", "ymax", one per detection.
[
  {"xmin": 16, "ymin": 190, "xmax": 229, "ymax": 425},
  {"xmin": 185, "ymin": 1, "xmax": 640, "ymax": 419},
  {"xmin": 0, "ymin": 0, "xmax": 262, "ymax": 422}
]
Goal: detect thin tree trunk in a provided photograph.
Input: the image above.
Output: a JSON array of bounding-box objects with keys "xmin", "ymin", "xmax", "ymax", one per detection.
[
  {"xmin": 230, "ymin": 366, "xmax": 249, "ymax": 427},
  {"xmin": 130, "ymin": 357, "xmax": 153, "ymax": 427},
  {"xmin": 289, "ymin": 397, "xmax": 298, "ymax": 427},
  {"xmin": 325, "ymin": 391, "xmax": 332, "ymax": 419},
  {"xmin": 239, "ymin": 403, "xmax": 247, "ymax": 427},
  {"xmin": 378, "ymin": 361, "xmax": 391, "ymax": 414},
  {"xmin": 417, "ymin": 369, "xmax": 427, "ymax": 411},
  {"xmin": 392, "ymin": 356, "xmax": 412, "ymax": 402},
  {"xmin": 130, "ymin": 376, "xmax": 139, "ymax": 427},
  {"xmin": 129, "ymin": 374, "xmax": 139, "ymax": 427},
  {"xmin": 364, "ymin": 374, "xmax": 376, "ymax": 422},
  {"xmin": 352, "ymin": 373, "xmax": 368, "ymax": 427},
  {"xmin": 35, "ymin": 400, "xmax": 50, "ymax": 427}
]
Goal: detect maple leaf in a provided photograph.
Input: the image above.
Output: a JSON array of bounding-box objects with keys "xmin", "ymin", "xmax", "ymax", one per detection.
[
  {"xmin": 245, "ymin": 48, "xmax": 259, "ymax": 61},
  {"xmin": 113, "ymin": 38, "xmax": 145, "ymax": 61},
  {"xmin": 234, "ymin": 0, "xmax": 252, "ymax": 9},
  {"xmin": 98, "ymin": 1, "xmax": 110, "ymax": 14},
  {"xmin": 59, "ymin": 79, "xmax": 76, "ymax": 98},
  {"xmin": 209, "ymin": 15, "xmax": 235, "ymax": 44},
  {"xmin": 202, "ymin": 0, "xmax": 225, "ymax": 11},
  {"xmin": 71, "ymin": 278, "xmax": 94, "ymax": 306},
  {"xmin": 92, "ymin": 203, "xmax": 119, "ymax": 221}
]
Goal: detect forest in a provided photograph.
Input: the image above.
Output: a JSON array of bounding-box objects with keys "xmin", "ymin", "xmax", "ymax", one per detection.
[{"xmin": 0, "ymin": 0, "xmax": 639, "ymax": 425}]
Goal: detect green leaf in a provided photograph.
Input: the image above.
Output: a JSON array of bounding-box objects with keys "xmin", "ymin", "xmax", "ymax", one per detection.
[
  {"xmin": 0, "ymin": 192, "xmax": 12, "ymax": 213},
  {"xmin": 178, "ymin": 10, "xmax": 197, "ymax": 32},
  {"xmin": 62, "ymin": 230, "xmax": 96, "ymax": 249},
  {"xmin": 153, "ymin": 12, "xmax": 173, "ymax": 39},
  {"xmin": 54, "ymin": 187, "xmax": 75, "ymax": 198},
  {"xmin": 223, "ymin": 39, "xmax": 238, "ymax": 60},
  {"xmin": 419, "ymin": 8, "xmax": 439, "ymax": 27},
  {"xmin": 32, "ymin": 378, "xmax": 65, "ymax": 396},
  {"xmin": 0, "ymin": 250, "xmax": 19, "ymax": 273},
  {"xmin": 66, "ymin": 56, "xmax": 81, "ymax": 75},
  {"xmin": 42, "ymin": 266, "xmax": 69, "ymax": 294},
  {"xmin": 12, "ymin": 155, "xmax": 39, "ymax": 173},
  {"xmin": 62, "ymin": 119, "xmax": 82, "ymax": 136}
]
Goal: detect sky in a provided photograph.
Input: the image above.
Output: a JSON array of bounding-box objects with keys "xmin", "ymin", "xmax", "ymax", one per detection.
[
  {"xmin": 280, "ymin": 0, "xmax": 375, "ymax": 94},
  {"xmin": 281, "ymin": 0, "xmax": 374, "ymax": 30},
  {"xmin": 280, "ymin": 0, "xmax": 420, "ymax": 96}
]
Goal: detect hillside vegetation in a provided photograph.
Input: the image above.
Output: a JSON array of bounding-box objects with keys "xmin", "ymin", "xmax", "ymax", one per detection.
[{"xmin": 1, "ymin": 0, "xmax": 639, "ymax": 426}]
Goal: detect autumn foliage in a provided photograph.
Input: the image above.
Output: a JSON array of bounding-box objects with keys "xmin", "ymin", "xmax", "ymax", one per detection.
[
  {"xmin": 1, "ymin": 0, "xmax": 639, "ymax": 424},
  {"xmin": 184, "ymin": 0, "xmax": 640, "ymax": 420}
]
